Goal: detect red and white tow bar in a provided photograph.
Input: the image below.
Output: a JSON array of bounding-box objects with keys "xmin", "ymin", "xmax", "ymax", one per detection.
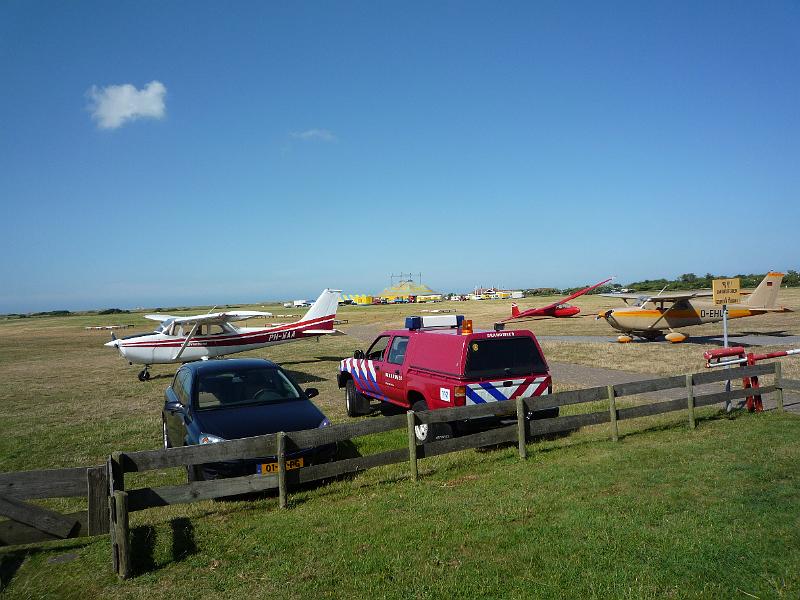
[{"xmin": 703, "ymin": 346, "xmax": 800, "ymax": 412}]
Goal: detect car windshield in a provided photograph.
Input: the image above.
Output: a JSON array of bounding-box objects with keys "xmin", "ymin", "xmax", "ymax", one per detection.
[
  {"xmin": 195, "ymin": 367, "xmax": 302, "ymax": 410},
  {"xmin": 464, "ymin": 337, "xmax": 547, "ymax": 379}
]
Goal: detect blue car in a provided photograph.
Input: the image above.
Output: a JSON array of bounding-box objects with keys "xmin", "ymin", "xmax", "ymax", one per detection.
[{"xmin": 162, "ymin": 358, "xmax": 335, "ymax": 480}]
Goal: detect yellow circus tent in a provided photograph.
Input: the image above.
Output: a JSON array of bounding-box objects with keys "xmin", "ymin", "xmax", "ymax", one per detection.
[{"xmin": 379, "ymin": 280, "xmax": 440, "ymax": 302}]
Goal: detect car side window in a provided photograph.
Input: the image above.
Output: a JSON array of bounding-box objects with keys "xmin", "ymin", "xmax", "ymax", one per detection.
[
  {"xmin": 366, "ymin": 336, "xmax": 390, "ymax": 361},
  {"xmin": 387, "ymin": 336, "xmax": 409, "ymax": 365},
  {"xmin": 179, "ymin": 371, "xmax": 192, "ymax": 406},
  {"xmin": 172, "ymin": 370, "xmax": 190, "ymax": 406}
]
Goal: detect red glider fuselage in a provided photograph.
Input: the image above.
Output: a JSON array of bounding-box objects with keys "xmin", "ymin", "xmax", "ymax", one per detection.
[{"xmin": 503, "ymin": 278, "xmax": 612, "ymax": 322}]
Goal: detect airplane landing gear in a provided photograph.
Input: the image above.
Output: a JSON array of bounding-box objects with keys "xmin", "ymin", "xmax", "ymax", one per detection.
[{"xmin": 138, "ymin": 366, "xmax": 151, "ymax": 382}]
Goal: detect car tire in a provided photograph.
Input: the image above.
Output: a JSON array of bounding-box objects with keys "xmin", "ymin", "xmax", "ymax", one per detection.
[
  {"xmin": 162, "ymin": 418, "xmax": 171, "ymax": 449},
  {"xmin": 186, "ymin": 464, "xmax": 203, "ymax": 482},
  {"xmin": 345, "ymin": 379, "xmax": 369, "ymax": 417},
  {"xmin": 411, "ymin": 400, "xmax": 452, "ymax": 444}
]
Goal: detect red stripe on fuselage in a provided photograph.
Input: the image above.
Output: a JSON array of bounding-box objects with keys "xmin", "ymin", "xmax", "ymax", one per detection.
[{"xmin": 119, "ymin": 314, "xmax": 334, "ymax": 349}]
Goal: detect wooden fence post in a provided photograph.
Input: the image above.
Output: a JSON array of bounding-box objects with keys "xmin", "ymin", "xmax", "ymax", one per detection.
[
  {"xmin": 774, "ymin": 362, "xmax": 784, "ymax": 413},
  {"xmin": 406, "ymin": 411, "xmax": 418, "ymax": 481},
  {"xmin": 87, "ymin": 466, "xmax": 109, "ymax": 535},
  {"xmin": 277, "ymin": 432, "xmax": 287, "ymax": 509},
  {"xmin": 516, "ymin": 396, "xmax": 527, "ymax": 460},
  {"xmin": 107, "ymin": 453, "xmax": 124, "ymax": 574},
  {"xmin": 112, "ymin": 491, "xmax": 130, "ymax": 579},
  {"xmin": 686, "ymin": 374, "xmax": 696, "ymax": 430},
  {"xmin": 607, "ymin": 385, "xmax": 618, "ymax": 442}
]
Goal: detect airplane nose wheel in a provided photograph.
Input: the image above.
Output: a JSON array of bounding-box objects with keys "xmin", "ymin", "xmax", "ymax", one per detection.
[{"xmin": 138, "ymin": 367, "xmax": 151, "ymax": 382}]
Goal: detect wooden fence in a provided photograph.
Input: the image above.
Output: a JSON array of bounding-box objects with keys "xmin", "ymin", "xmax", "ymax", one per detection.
[
  {"xmin": 1, "ymin": 361, "xmax": 796, "ymax": 580},
  {"xmin": 0, "ymin": 465, "xmax": 108, "ymax": 546}
]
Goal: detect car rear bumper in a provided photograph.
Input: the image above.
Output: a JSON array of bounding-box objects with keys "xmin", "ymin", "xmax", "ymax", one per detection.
[{"xmin": 194, "ymin": 442, "xmax": 337, "ymax": 480}]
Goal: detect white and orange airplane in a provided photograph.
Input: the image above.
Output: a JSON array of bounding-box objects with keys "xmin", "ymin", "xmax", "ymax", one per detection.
[
  {"xmin": 106, "ymin": 289, "xmax": 342, "ymax": 380},
  {"xmin": 597, "ymin": 273, "xmax": 791, "ymax": 342}
]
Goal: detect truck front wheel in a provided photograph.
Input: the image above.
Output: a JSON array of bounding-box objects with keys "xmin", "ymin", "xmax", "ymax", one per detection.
[
  {"xmin": 345, "ymin": 379, "xmax": 370, "ymax": 417},
  {"xmin": 411, "ymin": 400, "xmax": 452, "ymax": 444}
]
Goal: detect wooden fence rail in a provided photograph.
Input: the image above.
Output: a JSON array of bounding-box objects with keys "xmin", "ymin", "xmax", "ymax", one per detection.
[
  {"xmin": 1, "ymin": 362, "xmax": 795, "ymax": 580},
  {"xmin": 0, "ymin": 465, "xmax": 107, "ymax": 546}
]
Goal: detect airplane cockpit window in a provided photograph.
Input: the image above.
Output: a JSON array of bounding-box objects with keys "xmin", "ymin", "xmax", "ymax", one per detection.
[
  {"xmin": 156, "ymin": 319, "xmax": 175, "ymax": 335},
  {"xmin": 207, "ymin": 324, "xmax": 225, "ymax": 335}
]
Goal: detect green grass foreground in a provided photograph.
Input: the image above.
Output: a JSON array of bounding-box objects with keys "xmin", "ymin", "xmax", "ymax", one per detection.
[{"xmin": 1, "ymin": 412, "xmax": 798, "ymax": 599}]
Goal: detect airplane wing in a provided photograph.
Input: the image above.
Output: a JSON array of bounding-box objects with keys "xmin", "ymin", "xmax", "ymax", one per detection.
[
  {"xmin": 549, "ymin": 277, "xmax": 614, "ymax": 307},
  {"xmin": 601, "ymin": 291, "xmax": 713, "ymax": 302},
  {"xmin": 155, "ymin": 310, "xmax": 274, "ymax": 325}
]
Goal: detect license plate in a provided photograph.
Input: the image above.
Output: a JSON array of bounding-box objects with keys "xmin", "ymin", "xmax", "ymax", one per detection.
[{"xmin": 258, "ymin": 457, "xmax": 304, "ymax": 474}]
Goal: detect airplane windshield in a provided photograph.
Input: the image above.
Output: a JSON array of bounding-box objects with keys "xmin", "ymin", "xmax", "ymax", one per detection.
[{"xmin": 155, "ymin": 319, "xmax": 175, "ymax": 334}]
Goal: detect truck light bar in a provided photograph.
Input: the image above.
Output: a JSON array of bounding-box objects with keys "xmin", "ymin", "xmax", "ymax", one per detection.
[{"xmin": 405, "ymin": 315, "xmax": 464, "ymax": 330}]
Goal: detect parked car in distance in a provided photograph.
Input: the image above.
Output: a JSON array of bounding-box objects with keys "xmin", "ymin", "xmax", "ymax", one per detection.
[{"xmin": 163, "ymin": 358, "xmax": 335, "ymax": 480}]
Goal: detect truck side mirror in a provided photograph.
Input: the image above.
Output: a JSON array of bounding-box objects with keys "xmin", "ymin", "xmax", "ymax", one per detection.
[{"xmin": 353, "ymin": 350, "xmax": 365, "ymax": 359}]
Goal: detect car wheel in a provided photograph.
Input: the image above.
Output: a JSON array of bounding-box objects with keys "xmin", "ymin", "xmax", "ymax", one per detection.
[
  {"xmin": 345, "ymin": 379, "xmax": 369, "ymax": 417},
  {"xmin": 411, "ymin": 400, "xmax": 452, "ymax": 444},
  {"xmin": 162, "ymin": 418, "xmax": 171, "ymax": 449},
  {"xmin": 186, "ymin": 464, "xmax": 203, "ymax": 482}
]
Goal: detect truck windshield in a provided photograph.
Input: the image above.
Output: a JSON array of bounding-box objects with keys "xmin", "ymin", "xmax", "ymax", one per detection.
[
  {"xmin": 195, "ymin": 368, "xmax": 302, "ymax": 410},
  {"xmin": 464, "ymin": 337, "xmax": 547, "ymax": 379}
]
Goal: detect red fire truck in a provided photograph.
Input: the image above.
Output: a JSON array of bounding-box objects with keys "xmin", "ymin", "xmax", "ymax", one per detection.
[{"xmin": 337, "ymin": 315, "xmax": 554, "ymax": 442}]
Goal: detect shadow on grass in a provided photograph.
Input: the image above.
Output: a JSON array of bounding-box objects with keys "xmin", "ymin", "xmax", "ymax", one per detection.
[
  {"xmin": 130, "ymin": 518, "xmax": 196, "ymax": 577},
  {"xmin": 0, "ymin": 552, "xmax": 26, "ymax": 592},
  {"xmin": 278, "ymin": 356, "xmax": 344, "ymax": 366},
  {"xmin": 283, "ymin": 369, "xmax": 326, "ymax": 384}
]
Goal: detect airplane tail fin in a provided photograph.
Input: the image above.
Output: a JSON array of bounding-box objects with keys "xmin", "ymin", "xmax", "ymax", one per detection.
[
  {"xmin": 741, "ymin": 272, "xmax": 784, "ymax": 308},
  {"xmin": 301, "ymin": 289, "xmax": 342, "ymax": 324},
  {"xmin": 511, "ymin": 303, "xmax": 520, "ymax": 318}
]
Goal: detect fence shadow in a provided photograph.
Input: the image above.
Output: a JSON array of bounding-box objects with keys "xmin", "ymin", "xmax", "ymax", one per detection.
[
  {"xmin": 170, "ymin": 518, "xmax": 196, "ymax": 562},
  {"xmin": 130, "ymin": 525, "xmax": 156, "ymax": 576},
  {"xmin": 0, "ymin": 551, "xmax": 26, "ymax": 592}
]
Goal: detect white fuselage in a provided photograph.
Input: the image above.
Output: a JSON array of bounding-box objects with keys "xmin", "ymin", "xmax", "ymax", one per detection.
[{"xmin": 108, "ymin": 314, "xmax": 335, "ymax": 365}]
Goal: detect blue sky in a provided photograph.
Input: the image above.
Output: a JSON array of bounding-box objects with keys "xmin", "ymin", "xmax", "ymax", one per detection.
[{"xmin": 1, "ymin": 1, "xmax": 798, "ymax": 312}]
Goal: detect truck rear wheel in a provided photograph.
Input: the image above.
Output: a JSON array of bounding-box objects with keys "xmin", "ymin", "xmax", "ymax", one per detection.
[
  {"xmin": 345, "ymin": 379, "xmax": 370, "ymax": 417},
  {"xmin": 412, "ymin": 400, "xmax": 452, "ymax": 444}
]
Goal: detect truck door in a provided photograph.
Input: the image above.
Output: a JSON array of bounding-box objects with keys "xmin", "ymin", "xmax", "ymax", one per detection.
[
  {"xmin": 382, "ymin": 335, "xmax": 410, "ymax": 405},
  {"xmin": 360, "ymin": 335, "xmax": 391, "ymax": 400}
]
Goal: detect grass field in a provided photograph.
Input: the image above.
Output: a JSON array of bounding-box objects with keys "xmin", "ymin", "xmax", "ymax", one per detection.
[{"xmin": 1, "ymin": 291, "xmax": 799, "ymax": 597}]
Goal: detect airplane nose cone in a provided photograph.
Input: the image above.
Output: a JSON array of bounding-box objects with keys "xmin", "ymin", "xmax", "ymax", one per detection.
[{"xmin": 104, "ymin": 340, "xmax": 118, "ymax": 347}]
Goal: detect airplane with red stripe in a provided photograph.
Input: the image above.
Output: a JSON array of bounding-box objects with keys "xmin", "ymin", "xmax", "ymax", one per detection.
[
  {"xmin": 105, "ymin": 289, "xmax": 342, "ymax": 380},
  {"xmin": 502, "ymin": 277, "xmax": 613, "ymax": 322}
]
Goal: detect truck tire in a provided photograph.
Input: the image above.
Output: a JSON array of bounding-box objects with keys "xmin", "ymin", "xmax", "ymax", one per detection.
[
  {"xmin": 345, "ymin": 379, "xmax": 369, "ymax": 417},
  {"xmin": 529, "ymin": 407, "xmax": 559, "ymax": 420},
  {"xmin": 412, "ymin": 400, "xmax": 452, "ymax": 444}
]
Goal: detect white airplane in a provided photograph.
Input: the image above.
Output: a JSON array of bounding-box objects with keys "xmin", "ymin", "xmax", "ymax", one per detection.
[{"xmin": 105, "ymin": 289, "xmax": 342, "ymax": 380}]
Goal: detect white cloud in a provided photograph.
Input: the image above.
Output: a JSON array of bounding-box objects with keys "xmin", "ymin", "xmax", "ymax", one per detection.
[
  {"xmin": 290, "ymin": 128, "xmax": 337, "ymax": 142},
  {"xmin": 87, "ymin": 81, "xmax": 167, "ymax": 130}
]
